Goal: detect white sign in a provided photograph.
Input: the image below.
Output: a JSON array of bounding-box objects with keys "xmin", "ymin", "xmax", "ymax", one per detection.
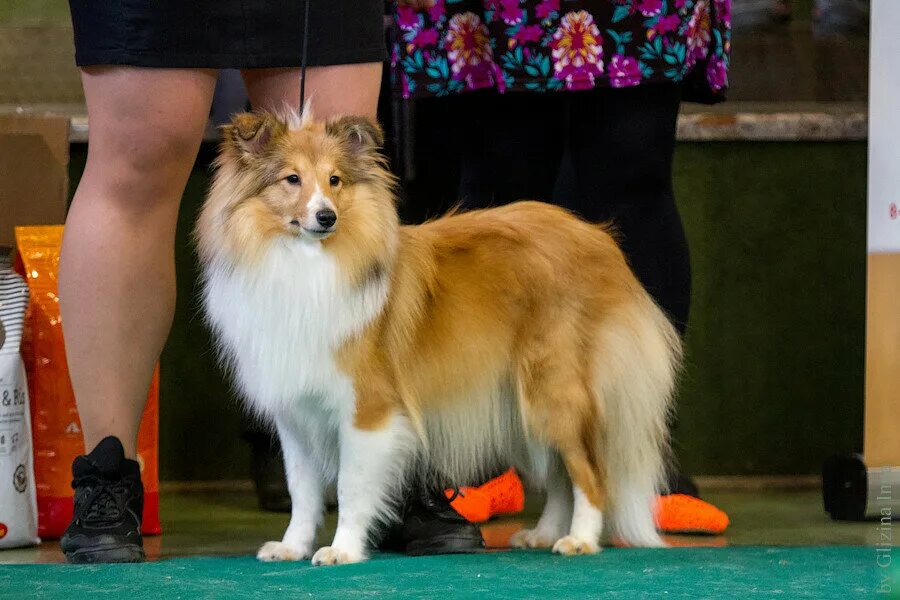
[{"xmin": 868, "ymin": 0, "xmax": 900, "ymax": 253}]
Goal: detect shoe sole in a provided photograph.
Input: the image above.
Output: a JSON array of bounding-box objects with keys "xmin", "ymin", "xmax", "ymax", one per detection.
[
  {"xmin": 65, "ymin": 543, "xmax": 146, "ymax": 564},
  {"xmin": 406, "ymin": 535, "xmax": 486, "ymax": 556}
]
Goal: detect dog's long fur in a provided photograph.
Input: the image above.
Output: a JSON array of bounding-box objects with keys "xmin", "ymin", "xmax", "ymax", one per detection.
[{"xmin": 197, "ymin": 108, "xmax": 681, "ymax": 565}]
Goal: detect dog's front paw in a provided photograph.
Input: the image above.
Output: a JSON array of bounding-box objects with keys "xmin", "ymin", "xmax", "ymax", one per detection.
[
  {"xmin": 257, "ymin": 541, "xmax": 311, "ymax": 562},
  {"xmin": 551, "ymin": 535, "xmax": 600, "ymax": 556},
  {"xmin": 510, "ymin": 528, "xmax": 561, "ymax": 549},
  {"xmin": 311, "ymin": 546, "xmax": 365, "ymax": 566}
]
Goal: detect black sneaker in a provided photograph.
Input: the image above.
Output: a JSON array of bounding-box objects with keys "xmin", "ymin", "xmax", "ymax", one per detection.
[
  {"xmin": 400, "ymin": 488, "xmax": 485, "ymax": 556},
  {"xmin": 60, "ymin": 436, "xmax": 145, "ymax": 563}
]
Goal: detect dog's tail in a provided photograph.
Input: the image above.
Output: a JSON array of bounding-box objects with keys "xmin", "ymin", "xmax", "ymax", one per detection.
[{"xmin": 594, "ymin": 291, "xmax": 681, "ymax": 547}]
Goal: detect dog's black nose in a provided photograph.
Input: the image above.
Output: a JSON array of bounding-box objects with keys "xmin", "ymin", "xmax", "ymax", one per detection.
[{"xmin": 316, "ymin": 209, "xmax": 337, "ymax": 229}]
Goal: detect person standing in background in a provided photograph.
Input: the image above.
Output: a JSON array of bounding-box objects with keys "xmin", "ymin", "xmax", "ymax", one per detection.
[{"xmin": 391, "ymin": 0, "xmax": 732, "ymax": 530}]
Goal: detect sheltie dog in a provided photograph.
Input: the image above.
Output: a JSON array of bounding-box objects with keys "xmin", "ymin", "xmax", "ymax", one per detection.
[{"xmin": 196, "ymin": 107, "xmax": 681, "ymax": 566}]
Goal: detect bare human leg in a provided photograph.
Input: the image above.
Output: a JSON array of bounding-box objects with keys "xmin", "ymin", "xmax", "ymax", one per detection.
[{"xmin": 60, "ymin": 67, "xmax": 216, "ymax": 458}]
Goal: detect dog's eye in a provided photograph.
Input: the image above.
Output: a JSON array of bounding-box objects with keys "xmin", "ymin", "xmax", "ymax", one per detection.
[
  {"xmin": 329, "ymin": 175, "xmax": 341, "ymax": 187},
  {"xmin": 285, "ymin": 174, "xmax": 301, "ymax": 185}
]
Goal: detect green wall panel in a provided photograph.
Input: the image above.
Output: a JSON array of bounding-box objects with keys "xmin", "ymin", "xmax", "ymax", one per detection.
[{"xmin": 672, "ymin": 142, "xmax": 866, "ymax": 475}]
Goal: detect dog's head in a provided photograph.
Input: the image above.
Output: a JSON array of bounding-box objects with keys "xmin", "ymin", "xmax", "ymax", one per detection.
[{"xmin": 199, "ymin": 106, "xmax": 398, "ymax": 269}]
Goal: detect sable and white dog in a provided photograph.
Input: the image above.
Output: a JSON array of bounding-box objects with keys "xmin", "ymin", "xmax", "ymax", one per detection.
[{"xmin": 196, "ymin": 107, "xmax": 681, "ymax": 566}]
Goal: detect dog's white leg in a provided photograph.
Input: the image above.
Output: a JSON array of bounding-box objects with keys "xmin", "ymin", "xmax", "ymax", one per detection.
[
  {"xmin": 312, "ymin": 414, "xmax": 413, "ymax": 566},
  {"xmin": 510, "ymin": 456, "xmax": 572, "ymax": 549},
  {"xmin": 552, "ymin": 486, "xmax": 604, "ymax": 555},
  {"xmin": 257, "ymin": 418, "xmax": 324, "ymax": 562}
]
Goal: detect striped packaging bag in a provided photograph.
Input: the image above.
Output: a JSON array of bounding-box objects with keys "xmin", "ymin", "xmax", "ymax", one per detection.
[{"xmin": 0, "ymin": 252, "xmax": 40, "ymax": 548}]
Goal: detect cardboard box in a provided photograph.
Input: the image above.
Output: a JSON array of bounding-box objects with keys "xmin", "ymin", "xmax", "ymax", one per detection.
[
  {"xmin": 0, "ymin": 114, "xmax": 70, "ymax": 248},
  {"xmin": 864, "ymin": 253, "xmax": 900, "ymax": 468}
]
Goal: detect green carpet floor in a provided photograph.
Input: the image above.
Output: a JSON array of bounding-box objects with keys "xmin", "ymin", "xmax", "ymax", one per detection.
[{"xmin": 0, "ymin": 546, "xmax": 889, "ymax": 599}]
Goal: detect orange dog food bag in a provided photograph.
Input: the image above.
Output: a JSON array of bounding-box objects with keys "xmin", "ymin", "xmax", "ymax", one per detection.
[{"xmin": 14, "ymin": 226, "xmax": 160, "ymax": 539}]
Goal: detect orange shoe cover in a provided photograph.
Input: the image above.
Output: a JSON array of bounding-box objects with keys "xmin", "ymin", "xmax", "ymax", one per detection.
[
  {"xmin": 445, "ymin": 487, "xmax": 492, "ymax": 523},
  {"xmin": 655, "ymin": 493, "xmax": 730, "ymax": 535},
  {"xmin": 445, "ymin": 468, "xmax": 525, "ymax": 523}
]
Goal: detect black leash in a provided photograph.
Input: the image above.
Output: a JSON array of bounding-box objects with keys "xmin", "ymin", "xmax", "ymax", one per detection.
[{"xmin": 300, "ymin": 0, "xmax": 311, "ymax": 108}]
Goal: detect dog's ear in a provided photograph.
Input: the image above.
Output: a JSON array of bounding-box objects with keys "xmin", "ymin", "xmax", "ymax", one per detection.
[
  {"xmin": 325, "ymin": 115, "xmax": 384, "ymax": 154},
  {"xmin": 223, "ymin": 112, "xmax": 284, "ymax": 159}
]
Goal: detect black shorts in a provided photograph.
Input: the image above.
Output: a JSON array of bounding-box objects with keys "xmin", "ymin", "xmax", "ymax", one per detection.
[{"xmin": 68, "ymin": 0, "xmax": 386, "ymax": 69}]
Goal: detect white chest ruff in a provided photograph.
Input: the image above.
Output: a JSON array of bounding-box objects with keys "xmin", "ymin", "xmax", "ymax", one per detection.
[{"xmin": 201, "ymin": 239, "xmax": 389, "ymax": 421}]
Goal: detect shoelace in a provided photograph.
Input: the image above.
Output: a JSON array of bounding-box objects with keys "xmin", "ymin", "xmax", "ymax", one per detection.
[
  {"xmin": 72, "ymin": 475, "xmax": 130, "ymax": 524},
  {"xmin": 419, "ymin": 488, "xmax": 466, "ymax": 520}
]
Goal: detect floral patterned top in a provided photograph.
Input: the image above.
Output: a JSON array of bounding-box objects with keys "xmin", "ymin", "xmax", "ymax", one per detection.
[{"xmin": 391, "ymin": 0, "xmax": 732, "ymax": 102}]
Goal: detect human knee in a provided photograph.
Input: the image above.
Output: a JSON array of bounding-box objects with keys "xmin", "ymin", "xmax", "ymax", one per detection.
[
  {"xmin": 121, "ymin": 119, "xmax": 201, "ymax": 175},
  {"xmin": 85, "ymin": 121, "xmax": 202, "ymax": 209}
]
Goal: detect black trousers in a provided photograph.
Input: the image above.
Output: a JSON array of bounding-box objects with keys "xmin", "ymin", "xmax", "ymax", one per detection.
[{"xmin": 451, "ymin": 84, "xmax": 690, "ymax": 335}]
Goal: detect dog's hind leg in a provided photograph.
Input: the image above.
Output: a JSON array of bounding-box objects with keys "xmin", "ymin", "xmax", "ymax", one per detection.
[
  {"xmin": 552, "ymin": 446, "xmax": 605, "ymax": 556},
  {"xmin": 517, "ymin": 348, "xmax": 607, "ymax": 556},
  {"xmin": 510, "ymin": 453, "xmax": 572, "ymax": 549}
]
